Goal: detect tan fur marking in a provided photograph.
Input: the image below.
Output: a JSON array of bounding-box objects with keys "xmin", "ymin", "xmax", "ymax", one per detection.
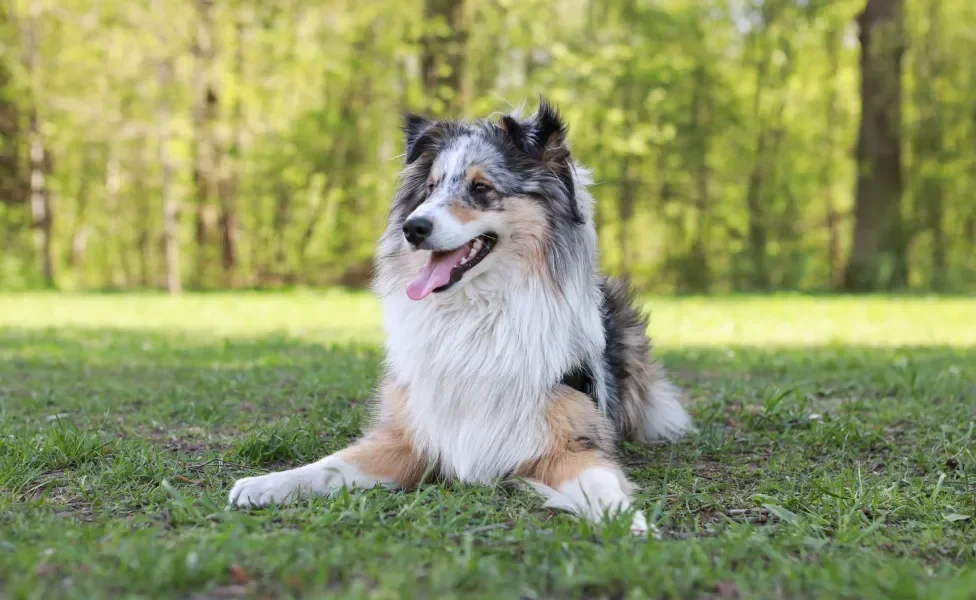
[
  {"xmin": 429, "ymin": 164, "xmax": 443, "ymax": 186},
  {"xmin": 516, "ymin": 386, "xmax": 618, "ymax": 487},
  {"xmin": 338, "ymin": 384, "xmax": 428, "ymax": 488},
  {"xmin": 464, "ymin": 166, "xmax": 492, "ymax": 187},
  {"xmin": 448, "ymin": 200, "xmax": 480, "ymax": 224},
  {"xmin": 505, "ymin": 196, "xmax": 552, "ymax": 283}
]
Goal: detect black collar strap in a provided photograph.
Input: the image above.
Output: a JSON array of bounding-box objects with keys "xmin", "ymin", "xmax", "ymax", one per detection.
[{"xmin": 560, "ymin": 364, "xmax": 595, "ymax": 399}]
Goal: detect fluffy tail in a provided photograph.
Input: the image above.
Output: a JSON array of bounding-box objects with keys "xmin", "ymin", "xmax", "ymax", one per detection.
[
  {"xmin": 600, "ymin": 278, "xmax": 696, "ymax": 443},
  {"xmin": 640, "ymin": 364, "xmax": 696, "ymax": 441}
]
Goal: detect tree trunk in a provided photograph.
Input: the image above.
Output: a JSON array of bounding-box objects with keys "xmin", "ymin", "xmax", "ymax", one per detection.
[
  {"xmin": 192, "ymin": 0, "xmax": 220, "ymax": 288},
  {"xmin": 28, "ymin": 110, "xmax": 53, "ymax": 286},
  {"xmin": 218, "ymin": 14, "xmax": 245, "ymax": 286},
  {"xmin": 105, "ymin": 149, "xmax": 132, "ymax": 287},
  {"xmin": 0, "ymin": 3, "xmax": 24, "ymax": 209},
  {"xmin": 421, "ymin": 0, "xmax": 466, "ymax": 115},
  {"xmin": 159, "ymin": 69, "xmax": 181, "ymax": 294},
  {"xmin": 68, "ymin": 149, "xmax": 94, "ymax": 270},
  {"xmin": 616, "ymin": 156, "xmax": 635, "ymax": 277},
  {"xmin": 914, "ymin": 0, "xmax": 946, "ymax": 290},
  {"xmin": 24, "ymin": 1, "xmax": 53, "ymax": 287},
  {"xmin": 155, "ymin": 0, "xmax": 181, "ymax": 294},
  {"xmin": 844, "ymin": 0, "xmax": 907, "ymax": 291},
  {"xmin": 273, "ymin": 183, "xmax": 292, "ymax": 283},
  {"xmin": 745, "ymin": 49, "xmax": 770, "ymax": 291},
  {"xmin": 690, "ymin": 61, "xmax": 712, "ymax": 292},
  {"xmin": 823, "ymin": 28, "xmax": 842, "ymax": 288}
]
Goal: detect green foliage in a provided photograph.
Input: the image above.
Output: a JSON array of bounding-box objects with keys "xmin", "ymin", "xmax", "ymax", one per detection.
[
  {"xmin": 0, "ymin": 0, "xmax": 975, "ymax": 291},
  {"xmin": 1, "ymin": 292, "xmax": 975, "ymax": 597}
]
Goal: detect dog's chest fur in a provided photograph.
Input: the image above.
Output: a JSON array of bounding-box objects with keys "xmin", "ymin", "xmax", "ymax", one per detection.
[{"xmin": 382, "ymin": 274, "xmax": 604, "ymax": 483}]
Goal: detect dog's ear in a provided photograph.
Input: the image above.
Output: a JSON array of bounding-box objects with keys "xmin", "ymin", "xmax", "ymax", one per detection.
[
  {"xmin": 500, "ymin": 97, "xmax": 567, "ymax": 156},
  {"xmin": 499, "ymin": 98, "xmax": 583, "ymax": 224},
  {"xmin": 402, "ymin": 113, "xmax": 445, "ymax": 165}
]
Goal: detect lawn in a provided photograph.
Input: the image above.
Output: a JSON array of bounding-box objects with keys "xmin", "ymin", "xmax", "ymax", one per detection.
[{"xmin": 1, "ymin": 292, "xmax": 974, "ymax": 599}]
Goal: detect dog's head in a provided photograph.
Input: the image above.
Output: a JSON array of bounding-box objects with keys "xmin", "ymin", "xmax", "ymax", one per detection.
[{"xmin": 382, "ymin": 99, "xmax": 589, "ymax": 301}]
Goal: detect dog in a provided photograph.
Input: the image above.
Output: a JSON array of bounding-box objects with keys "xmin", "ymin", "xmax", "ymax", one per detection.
[{"xmin": 228, "ymin": 99, "xmax": 695, "ymax": 534}]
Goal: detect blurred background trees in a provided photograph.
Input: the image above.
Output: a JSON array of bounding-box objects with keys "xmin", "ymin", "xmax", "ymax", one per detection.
[{"xmin": 0, "ymin": 0, "xmax": 973, "ymax": 293}]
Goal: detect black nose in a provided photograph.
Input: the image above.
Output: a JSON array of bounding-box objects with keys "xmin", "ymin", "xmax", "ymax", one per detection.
[{"xmin": 402, "ymin": 217, "xmax": 433, "ymax": 246}]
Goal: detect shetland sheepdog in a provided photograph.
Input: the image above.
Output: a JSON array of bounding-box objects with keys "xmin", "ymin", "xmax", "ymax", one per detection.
[{"xmin": 229, "ymin": 99, "xmax": 695, "ymax": 534}]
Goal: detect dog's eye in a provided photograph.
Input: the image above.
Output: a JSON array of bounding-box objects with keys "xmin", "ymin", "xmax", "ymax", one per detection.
[
  {"xmin": 426, "ymin": 180, "xmax": 435, "ymax": 194},
  {"xmin": 470, "ymin": 182, "xmax": 492, "ymax": 195}
]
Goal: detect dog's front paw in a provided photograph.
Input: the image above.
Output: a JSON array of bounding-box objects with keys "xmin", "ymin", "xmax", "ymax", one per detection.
[
  {"xmin": 629, "ymin": 512, "xmax": 661, "ymax": 539},
  {"xmin": 630, "ymin": 511, "xmax": 649, "ymax": 536},
  {"xmin": 228, "ymin": 472, "xmax": 306, "ymax": 507}
]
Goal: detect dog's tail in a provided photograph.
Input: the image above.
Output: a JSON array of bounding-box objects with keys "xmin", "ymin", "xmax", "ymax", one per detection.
[{"xmin": 601, "ymin": 278, "xmax": 696, "ymax": 443}]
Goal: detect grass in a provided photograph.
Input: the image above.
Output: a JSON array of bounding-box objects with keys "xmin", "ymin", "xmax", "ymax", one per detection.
[{"xmin": 1, "ymin": 291, "xmax": 974, "ymax": 599}]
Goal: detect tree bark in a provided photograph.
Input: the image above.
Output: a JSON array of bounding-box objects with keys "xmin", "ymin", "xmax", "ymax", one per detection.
[
  {"xmin": 24, "ymin": 1, "xmax": 53, "ymax": 287},
  {"xmin": 914, "ymin": 0, "xmax": 946, "ymax": 290},
  {"xmin": 105, "ymin": 148, "xmax": 132, "ymax": 287},
  {"xmin": 844, "ymin": 0, "xmax": 907, "ymax": 291},
  {"xmin": 689, "ymin": 61, "xmax": 712, "ymax": 292},
  {"xmin": 154, "ymin": 0, "xmax": 181, "ymax": 294},
  {"xmin": 68, "ymin": 149, "xmax": 94, "ymax": 270},
  {"xmin": 616, "ymin": 156, "xmax": 635, "ymax": 277},
  {"xmin": 159, "ymin": 60, "xmax": 181, "ymax": 294},
  {"xmin": 745, "ymin": 46, "xmax": 770, "ymax": 291},
  {"xmin": 192, "ymin": 0, "xmax": 220, "ymax": 288},
  {"xmin": 823, "ymin": 28, "xmax": 842, "ymax": 288},
  {"xmin": 0, "ymin": 3, "xmax": 24, "ymax": 209},
  {"xmin": 421, "ymin": 0, "xmax": 466, "ymax": 115},
  {"xmin": 218, "ymin": 14, "xmax": 245, "ymax": 286},
  {"xmin": 134, "ymin": 144, "xmax": 152, "ymax": 288}
]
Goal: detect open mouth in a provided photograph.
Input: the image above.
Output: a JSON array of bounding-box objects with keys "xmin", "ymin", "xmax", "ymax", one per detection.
[{"xmin": 406, "ymin": 233, "xmax": 498, "ymax": 301}]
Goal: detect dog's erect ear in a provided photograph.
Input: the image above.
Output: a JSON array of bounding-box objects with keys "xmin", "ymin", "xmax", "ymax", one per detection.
[
  {"xmin": 499, "ymin": 97, "xmax": 567, "ymax": 156},
  {"xmin": 499, "ymin": 98, "xmax": 583, "ymax": 224},
  {"xmin": 402, "ymin": 113, "xmax": 444, "ymax": 165}
]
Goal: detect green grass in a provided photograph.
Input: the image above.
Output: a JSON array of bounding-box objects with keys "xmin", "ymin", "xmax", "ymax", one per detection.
[{"xmin": 1, "ymin": 291, "xmax": 974, "ymax": 599}]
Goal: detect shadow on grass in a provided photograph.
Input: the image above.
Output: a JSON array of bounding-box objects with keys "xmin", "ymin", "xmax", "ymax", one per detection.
[{"xmin": 2, "ymin": 325, "xmax": 973, "ymax": 432}]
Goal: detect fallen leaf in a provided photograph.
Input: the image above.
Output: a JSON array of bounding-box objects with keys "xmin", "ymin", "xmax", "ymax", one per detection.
[
  {"xmin": 229, "ymin": 564, "xmax": 250, "ymax": 585},
  {"xmin": 714, "ymin": 580, "xmax": 741, "ymax": 598},
  {"xmin": 34, "ymin": 565, "xmax": 55, "ymax": 577}
]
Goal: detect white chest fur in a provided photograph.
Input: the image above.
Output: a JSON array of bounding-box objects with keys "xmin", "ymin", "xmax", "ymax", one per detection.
[{"xmin": 382, "ymin": 272, "xmax": 604, "ymax": 483}]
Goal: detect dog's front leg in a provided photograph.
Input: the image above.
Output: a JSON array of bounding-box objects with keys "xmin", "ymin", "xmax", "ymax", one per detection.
[
  {"xmin": 522, "ymin": 452, "xmax": 648, "ymax": 536},
  {"xmin": 228, "ymin": 424, "xmax": 427, "ymax": 508},
  {"xmin": 518, "ymin": 387, "xmax": 648, "ymax": 535}
]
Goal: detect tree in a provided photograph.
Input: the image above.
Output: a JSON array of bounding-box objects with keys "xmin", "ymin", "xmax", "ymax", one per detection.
[
  {"xmin": 191, "ymin": 0, "xmax": 221, "ymax": 287},
  {"xmin": 0, "ymin": 0, "xmax": 973, "ymax": 294},
  {"xmin": 155, "ymin": 0, "xmax": 181, "ymax": 294},
  {"xmin": 844, "ymin": 0, "xmax": 907, "ymax": 291},
  {"xmin": 422, "ymin": 0, "xmax": 466, "ymax": 115},
  {"xmin": 911, "ymin": 0, "xmax": 947, "ymax": 290},
  {"xmin": 0, "ymin": 3, "xmax": 24, "ymax": 210},
  {"xmin": 23, "ymin": 0, "xmax": 54, "ymax": 287}
]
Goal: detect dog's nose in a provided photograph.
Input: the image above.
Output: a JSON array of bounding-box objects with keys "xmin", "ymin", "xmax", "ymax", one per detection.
[{"xmin": 402, "ymin": 217, "xmax": 433, "ymax": 246}]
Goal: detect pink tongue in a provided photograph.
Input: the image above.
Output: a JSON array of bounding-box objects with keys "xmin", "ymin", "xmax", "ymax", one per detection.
[{"xmin": 406, "ymin": 247, "xmax": 469, "ymax": 301}]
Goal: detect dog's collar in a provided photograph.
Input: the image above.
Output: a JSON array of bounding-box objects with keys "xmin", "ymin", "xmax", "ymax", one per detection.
[{"xmin": 560, "ymin": 364, "xmax": 595, "ymax": 399}]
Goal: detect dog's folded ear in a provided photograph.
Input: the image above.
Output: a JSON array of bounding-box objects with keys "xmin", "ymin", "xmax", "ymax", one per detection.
[
  {"xmin": 402, "ymin": 113, "xmax": 445, "ymax": 165},
  {"xmin": 499, "ymin": 98, "xmax": 583, "ymax": 224}
]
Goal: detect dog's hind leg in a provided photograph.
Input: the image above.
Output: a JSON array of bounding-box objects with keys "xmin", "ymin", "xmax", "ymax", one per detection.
[
  {"xmin": 229, "ymin": 385, "xmax": 427, "ymax": 507},
  {"xmin": 517, "ymin": 387, "xmax": 648, "ymax": 535}
]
